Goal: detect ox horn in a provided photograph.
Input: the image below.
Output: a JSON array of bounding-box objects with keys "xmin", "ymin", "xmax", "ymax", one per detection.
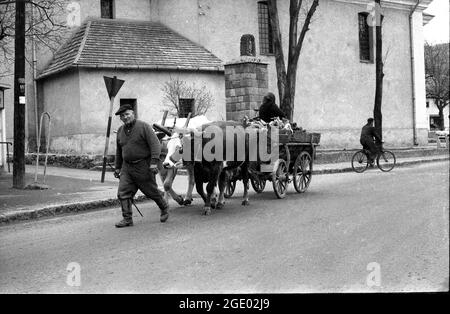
[
  {"xmin": 153, "ymin": 123, "xmax": 172, "ymax": 136},
  {"xmin": 183, "ymin": 112, "xmax": 192, "ymax": 128}
]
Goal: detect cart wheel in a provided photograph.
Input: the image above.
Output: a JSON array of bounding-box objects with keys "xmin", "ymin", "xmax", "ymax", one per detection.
[
  {"xmin": 272, "ymin": 159, "xmax": 289, "ymax": 199},
  {"xmin": 224, "ymin": 179, "xmax": 236, "ymax": 198},
  {"xmin": 250, "ymin": 175, "xmax": 266, "ymax": 193},
  {"xmin": 293, "ymin": 151, "xmax": 312, "ymax": 193}
]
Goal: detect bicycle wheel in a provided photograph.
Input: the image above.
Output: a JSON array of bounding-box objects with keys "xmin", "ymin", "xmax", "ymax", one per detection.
[
  {"xmin": 351, "ymin": 150, "xmax": 369, "ymax": 173},
  {"xmin": 377, "ymin": 150, "xmax": 396, "ymax": 172}
]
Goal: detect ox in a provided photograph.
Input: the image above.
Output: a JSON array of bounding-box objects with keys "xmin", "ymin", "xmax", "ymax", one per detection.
[
  {"xmin": 156, "ymin": 132, "xmax": 195, "ymax": 206},
  {"xmin": 153, "ymin": 115, "xmax": 211, "ymax": 207},
  {"xmin": 164, "ymin": 120, "xmax": 251, "ymax": 215}
]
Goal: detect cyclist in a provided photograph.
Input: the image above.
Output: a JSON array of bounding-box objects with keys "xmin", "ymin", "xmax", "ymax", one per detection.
[{"xmin": 360, "ymin": 118, "xmax": 382, "ymax": 166}]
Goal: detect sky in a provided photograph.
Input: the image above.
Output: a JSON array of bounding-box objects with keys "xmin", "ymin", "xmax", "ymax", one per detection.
[{"xmin": 423, "ymin": 0, "xmax": 449, "ymax": 44}]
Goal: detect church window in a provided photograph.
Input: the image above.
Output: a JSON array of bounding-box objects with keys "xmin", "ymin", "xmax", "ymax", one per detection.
[
  {"xmin": 358, "ymin": 12, "xmax": 373, "ymax": 62},
  {"xmin": 258, "ymin": 1, "xmax": 274, "ymax": 55}
]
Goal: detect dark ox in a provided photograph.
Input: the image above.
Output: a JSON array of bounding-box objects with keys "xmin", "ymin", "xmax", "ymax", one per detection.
[{"xmin": 165, "ymin": 121, "xmax": 251, "ymax": 215}]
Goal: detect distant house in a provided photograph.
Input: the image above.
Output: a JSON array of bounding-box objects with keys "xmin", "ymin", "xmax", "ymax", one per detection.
[
  {"xmin": 426, "ymin": 98, "xmax": 449, "ymax": 131},
  {"xmin": 2, "ymin": 0, "xmax": 435, "ymax": 154}
]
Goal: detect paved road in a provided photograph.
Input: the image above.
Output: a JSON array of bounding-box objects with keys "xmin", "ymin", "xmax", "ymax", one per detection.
[{"xmin": 0, "ymin": 162, "xmax": 448, "ymax": 293}]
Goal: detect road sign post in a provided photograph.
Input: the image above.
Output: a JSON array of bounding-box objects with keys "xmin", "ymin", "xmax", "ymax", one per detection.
[{"xmin": 101, "ymin": 76, "xmax": 125, "ymax": 183}]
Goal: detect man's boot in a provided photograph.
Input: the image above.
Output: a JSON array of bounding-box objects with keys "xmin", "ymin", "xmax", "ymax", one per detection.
[
  {"xmin": 160, "ymin": 200, "xmax": 169, "ymax": 223},
  {"xmin": 115, "ymin": 198, "xmax": 133, "ymax": 228}
]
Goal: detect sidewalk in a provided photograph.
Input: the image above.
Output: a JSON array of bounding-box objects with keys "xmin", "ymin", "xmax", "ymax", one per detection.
[{"xmin": 0, "ymin": 148, "xmax": 448, "ymax": 225}]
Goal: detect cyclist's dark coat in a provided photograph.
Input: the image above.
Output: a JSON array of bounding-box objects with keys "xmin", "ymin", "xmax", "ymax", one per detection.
[{"xmin": 360, "ymin": 123, "xmax": 381, "ymax": 159}]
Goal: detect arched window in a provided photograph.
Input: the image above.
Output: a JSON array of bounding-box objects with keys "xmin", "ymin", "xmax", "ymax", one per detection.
[{"xmin": 240, "ymin": 34, "xmax": 256, "ymax": 56}]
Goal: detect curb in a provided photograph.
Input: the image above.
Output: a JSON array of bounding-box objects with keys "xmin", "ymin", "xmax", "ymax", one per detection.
[
  {"xmin": 1, "ymin": 157, "xmax": 447, "ymax": 226},
  {"xmin": 0, "ymin": 195, "xmax": 148, "ymax": 225}
]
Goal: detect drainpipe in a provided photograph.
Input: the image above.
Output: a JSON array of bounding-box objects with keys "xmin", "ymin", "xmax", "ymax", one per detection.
[{"xmin": 409, "ymin": 0, "xmax": 421, "ymax": 146}]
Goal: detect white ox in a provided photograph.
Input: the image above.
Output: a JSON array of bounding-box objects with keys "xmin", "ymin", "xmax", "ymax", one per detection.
[{"xmin": 155, "ymin": 115, "xmax": 212, "ymax": 206}]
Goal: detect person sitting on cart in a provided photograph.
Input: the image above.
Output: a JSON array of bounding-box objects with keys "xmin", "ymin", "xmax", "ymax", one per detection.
[
  {"xmin": 258, "ymin": 92, "xmax": 286, "ymax": 123},
  {"xmin": 360, "ymin": 118, "xmax": 382, "ymax": 166}
]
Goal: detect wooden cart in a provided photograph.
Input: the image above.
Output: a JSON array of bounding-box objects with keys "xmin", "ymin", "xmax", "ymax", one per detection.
[{"xmin": 224, "ymin": 130, "xmax": 321, "ymax": 199}]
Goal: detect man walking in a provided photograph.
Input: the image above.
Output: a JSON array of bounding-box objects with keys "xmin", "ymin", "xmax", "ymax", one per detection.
[
  {"xmin": 114, "ymin": 104, "xmax": 169, "ymax": 228},
  {"xmin": 360, "ymin": 118, "xmax": 382, "ymax": 166}
]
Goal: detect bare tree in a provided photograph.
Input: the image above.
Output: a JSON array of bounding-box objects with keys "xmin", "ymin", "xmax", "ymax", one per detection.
[
  {"xmin": 0, "ymin": 0, "xmax": 68, "ymax": 77},
  {"xmin": 373, "ymin": 0, "xmax": 384, "ymax": 143},
  {"xmin": 267, "ymin": 0, "xmax": 319, "ymax": 121},
  {"xmin": 425, "ymin": 42, "xmax": 449, "ymax": 131},
  {"xmin": 1, "ymin": 0, "xmax": 67, "ymax": 188},
  {"xmin": 161, "ymin": 77, "xmax": 214, "ymax": 117}
]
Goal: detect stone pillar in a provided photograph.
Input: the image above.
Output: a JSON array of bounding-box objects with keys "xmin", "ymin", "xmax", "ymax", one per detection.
[{"xmin": 225, "ymin": 61, "xmax": 268, "ymax": 121}]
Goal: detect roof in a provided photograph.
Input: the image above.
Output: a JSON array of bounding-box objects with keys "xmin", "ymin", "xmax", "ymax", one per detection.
[{"xmin": 37, "ymin": 18, "xmax": 224, "ymax": 80}]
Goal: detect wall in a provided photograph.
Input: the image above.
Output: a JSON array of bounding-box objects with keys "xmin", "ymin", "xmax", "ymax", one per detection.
[
  {"xmin": 40, "ymin": 70, "xmax": 82, "ymax": 153},
  {"xmin": 78, "ymin": 0, "xmax": 152, "ymax": 21},
  {"xmin": 57, "ymin": 68, "xmax": 225, "ymax": 155},
  {"xmin": 153, "ymin": 0, "xmax": 427, "ymax": 148},
  {"xmin": 411, "ymin": 10, "xmax": 429, "ymax": 145}
]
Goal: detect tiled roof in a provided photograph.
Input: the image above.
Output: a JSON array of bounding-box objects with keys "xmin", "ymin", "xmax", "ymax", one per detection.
[{"xmin": 38, "ymin": 18, "xmax": 224, "ymax": 79}]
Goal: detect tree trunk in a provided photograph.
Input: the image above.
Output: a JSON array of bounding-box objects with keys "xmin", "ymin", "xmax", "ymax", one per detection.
[
  {"xmin": 267, "ymin": 0, "xmax": 287, "ymax": 105},
  {"xmin": 268, "ymin": 0, "xmax": 319, "ymax": 122},
  {"xmin": 282, "ymin": 61, "xmax": 298, "ymax": 121},
  {"xmin": 13, "ymin": 0, "xmax": 26, "ymax": 189},
  {"xmin": 437, "ymin": 100, "xmax": 445, "ymax": 130},
  {"xmin": 373, "ymin": 0, "xmax": 383, "ymax": 144}
]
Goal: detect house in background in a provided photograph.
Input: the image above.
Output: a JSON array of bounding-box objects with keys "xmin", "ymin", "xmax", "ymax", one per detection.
[
  {"xmin": 426, "ymin": 98, "xmax": 449, "ymax": 131},
  {"xmin": 36, "ymin": 18, "xmax": 224, "ymax": 153},
  {"xmin": 3, "ymin": 0, "xmax": 434, "ymax": 154}
]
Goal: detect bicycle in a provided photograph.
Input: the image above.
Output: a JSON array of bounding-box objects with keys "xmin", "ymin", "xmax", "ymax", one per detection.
[{"xmin": 351, "ymin": 143, "xmax": 396, "ymax": 173}]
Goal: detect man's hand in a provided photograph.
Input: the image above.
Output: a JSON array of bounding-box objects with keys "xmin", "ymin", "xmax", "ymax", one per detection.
[
  {"xmin": 114, "ymin": 169, "xmax": 121, "ymax": 179},
  {"xmin": 149, "ymin": 164, "xmax": 159, "ymax": 175}
]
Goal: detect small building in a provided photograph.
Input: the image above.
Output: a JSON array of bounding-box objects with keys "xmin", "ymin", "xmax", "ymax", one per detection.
[{"xmin": 36, "ymin": 18, "xmax": 224, "ymax": 154}]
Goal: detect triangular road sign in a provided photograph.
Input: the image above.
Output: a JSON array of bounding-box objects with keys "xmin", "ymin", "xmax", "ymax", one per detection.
[{"xmin": 104, "ymin": 76, "xmax": 125, "ymax": 98}]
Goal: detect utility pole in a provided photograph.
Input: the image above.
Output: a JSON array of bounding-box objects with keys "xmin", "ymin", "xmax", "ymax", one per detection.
[{"xmin": 13, "ymin": 0, "xmax": 26, "ymax": 189}]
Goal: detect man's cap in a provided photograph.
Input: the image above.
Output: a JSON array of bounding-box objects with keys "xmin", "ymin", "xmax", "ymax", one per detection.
[
  {"xmin": 115, "ymin": 104, "xmax": 134, "ymax": 115},
  {"xmin": 367, "ymin": 118, "xmax": 374, "ymax": 123}
]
